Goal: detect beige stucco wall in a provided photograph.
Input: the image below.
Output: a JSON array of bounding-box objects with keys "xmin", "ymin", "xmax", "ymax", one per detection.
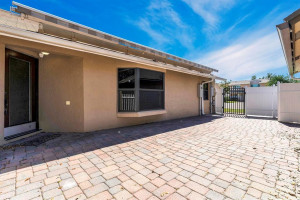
[
  {"xmin": 83, "ymin": 54, "xmax": 204, "ymax": 132},
  {"xmin": 165, "ymin": 70, "xmax": 201, "ymax": 119},
  {"xmin": 293, "ymin": 20, "xmax": 300, "ymax": 72},
  {"xmin": 0, "ymin": 35, "xmax": 212, "ymax": 144},
  {"xmin": 39, "ymin": 54, "xmax": 84, "ymax": 132},
  {"xmin": 295, "ymin": 20, "xmax": 300, "ymax": 32}
]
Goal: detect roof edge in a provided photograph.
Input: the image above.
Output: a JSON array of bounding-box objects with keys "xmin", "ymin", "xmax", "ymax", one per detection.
[
  {"xmin": 276, "ymin": 22, "xmax": 294, "ymax": 76},
  {"xmin": 284, "ymin": 8, "xmax": 300, "ymax": 22},
  {"xmin": 0, "ymin": 24, "xmax": 216, "ymax": 79},
  {"xmin": 11, "ymin": 1, "xmax": 218, "ymax": 73}
]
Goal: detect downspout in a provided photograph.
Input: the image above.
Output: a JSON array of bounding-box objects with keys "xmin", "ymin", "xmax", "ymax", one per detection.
[{"xmin": 200, "ymin": 78, "xmax": 214, "ymax": 115}]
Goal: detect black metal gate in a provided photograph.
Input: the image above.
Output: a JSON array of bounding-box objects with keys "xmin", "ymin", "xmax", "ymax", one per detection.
[{"xmin": 223, "ymin": 86, "xmax": 246, "ymax": 115}]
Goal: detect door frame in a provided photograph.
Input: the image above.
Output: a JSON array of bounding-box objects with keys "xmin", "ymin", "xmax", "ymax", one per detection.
[{"xmin": 4, "ymin": 49, "xmax": 39, "ymax": 133}]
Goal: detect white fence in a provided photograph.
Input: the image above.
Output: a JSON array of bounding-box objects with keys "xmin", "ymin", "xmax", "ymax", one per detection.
[
  {"xmin": 278, "ymin": 83, "xmax": 300, "ymax": 123},
  {"xmin": 215, "ymin": 86, "xmax": 223, "ymax": 114},
  {"xmin": 214, "ymin": 83, "xmax": 300, "ymax": 123},
  {"xmin": 245, "ymin": 86, "xmax": 277, "ymax": 117}
]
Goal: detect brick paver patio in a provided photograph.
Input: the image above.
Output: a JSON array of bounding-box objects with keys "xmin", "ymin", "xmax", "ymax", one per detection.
[{"xmin": 0, "ymin": 116, "xmax": 299, "ymax": 200}]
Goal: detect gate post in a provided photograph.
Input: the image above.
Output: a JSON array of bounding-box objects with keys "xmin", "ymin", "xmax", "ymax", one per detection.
[
  {"xmin": 277, "ymin": 82, "xmax": 280, "ymax": 121},
  {"xmin": 245, "ymin": 86, "xmax": 248, "ymax": 117},
  {"xmin": 221, "ymin": 88, "xmax": 224, "ymax": 114},
  {"xmin": 272, "ymin": 84, "xmax": 275, "ymax": 118}
]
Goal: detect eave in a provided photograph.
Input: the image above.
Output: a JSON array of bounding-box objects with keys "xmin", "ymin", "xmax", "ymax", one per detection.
[
  {"xmin": 0, "ymin": 24, "xmax": 221, "ymax": 79},
  {"xmin": 11, "ymin": 1, "xmax": 218, "ymax": 74},
  {"xmin": 276, "ymin": 22, "xmax": 295, "ymax": 76}
]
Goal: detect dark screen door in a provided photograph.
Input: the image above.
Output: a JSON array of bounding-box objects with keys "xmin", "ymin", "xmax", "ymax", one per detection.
[{"xmin": 5, "ymin": 49, "xmax": 38, "ymax": 128}]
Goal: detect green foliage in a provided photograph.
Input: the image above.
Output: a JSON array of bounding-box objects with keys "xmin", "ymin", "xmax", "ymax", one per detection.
[
  {"xmin": 220, "ymin": 80, "xmax": 231, "ymax": 89},
  {"xmin": 267, "ymin": 73, "xmax": 273, "ymax": 79},
  {"xmin": 267, "ymin": 74, "xmax": 298, "ymax": 86},
  {"xmin": 224, "ymin": 96, "xmax": 230, "ymax": 102},
  {"xmin": 251, "ymin": 75, "xmax": 257, "ymax": 80}
]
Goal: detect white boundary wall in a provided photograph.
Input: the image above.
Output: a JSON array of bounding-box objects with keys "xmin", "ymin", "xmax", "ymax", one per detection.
[
  {"xmin": 215, "ymin": 85, "xmax": 223, "ymax": 114},
  {"xmin": 245, "ymin": 86, "xmax": 277, "ymax": 118},
  {"xmin": 215, "ymin": 83, "xmax": 300, "ymax": 124},
  {"xmin": 278, "ymin": 83, "xmax": 300, "ymax": 123}
]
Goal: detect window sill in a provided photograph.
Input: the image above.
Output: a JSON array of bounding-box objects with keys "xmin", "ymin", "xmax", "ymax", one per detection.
[{"xmin": 117, "ymin": 110, "xmax": 167, "ymax": 117}]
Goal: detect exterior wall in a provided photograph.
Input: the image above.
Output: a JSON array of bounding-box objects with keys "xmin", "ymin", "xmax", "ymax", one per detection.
[
  {"xmin": 291, "ymin": 19, "xmax": 300, "ymax": 72},
  {"xmin": 165, "ymin": 70, "xmax": 201, "ymax": 119},
  {"xmin": 83, "ymin": 54, "xmax": 204, "ymax": 132},
  {"xmin": 295, "ymin": 20, "xmax": 300, "ymax": 32},
  {"xmin": 0, "ymin": 36, "xmax": 212, "ymax": 144},
  {"xmin": 39, "ymin": 54, "xmax": 84, "ymax": 132},
  {"xmin": 292, "ymin": 18, "xmax": 300, "ymax": 74}
]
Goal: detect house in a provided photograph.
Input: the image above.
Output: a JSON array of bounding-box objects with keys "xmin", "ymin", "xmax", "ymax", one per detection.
[
  {"xmin": 277, "ymin": 8, "xmax": 300, "ymax": 79},
  {"xmin": 0, "ymin": 2, "xmax": 224, "ymax": 145},
  {"xmin": 229, "ymin": 79, "xmax": 269, "ymax": 87}
]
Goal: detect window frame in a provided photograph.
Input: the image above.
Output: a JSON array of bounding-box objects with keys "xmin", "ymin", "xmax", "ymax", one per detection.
[{"xmin": 118, "ymin": 68, "xmax": 165, "ymax": 112}]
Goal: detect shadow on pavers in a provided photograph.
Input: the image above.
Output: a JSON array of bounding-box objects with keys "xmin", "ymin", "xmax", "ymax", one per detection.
[{"xmin": 0, "ymin": 115, "xmax": 218, "ymax": 174}]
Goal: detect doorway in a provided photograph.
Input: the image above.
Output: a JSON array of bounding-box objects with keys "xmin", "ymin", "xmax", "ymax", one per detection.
[{"xmin": 4, "ymin": 49, "xmax": 38, "ymax": 138}]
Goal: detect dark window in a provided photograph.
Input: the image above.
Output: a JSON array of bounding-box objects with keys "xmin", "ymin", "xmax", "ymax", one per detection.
[
  {"xmin": 118, "ymin": 68, "xmax": 165, "ymax": 112},
  {"xmin": 203, "ymin": 83, "xmax": 209, "ymax": 100},
  {"xmin": 139, "ymin": 90, "xmax": 164, "ymax": 111},
  {"xmin": 140, "ymin": 69, "xmax": 164, "ymax": 89},
  {"xmin": 118, "ymin": 68, "xmax": 135, "ymax": 88}
]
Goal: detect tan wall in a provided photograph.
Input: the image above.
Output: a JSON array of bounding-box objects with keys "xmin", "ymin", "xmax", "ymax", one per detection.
[
  {"xmin": 295, "ymin": 21, "xmax": 300, "ymax": 33},
  {"xmin": 0, "ymin": 36, "xmax": 212, "ymax": 144},
  {"xmin": 83, "ymin": 54, "xmax": 204, "ymax": 132},
  {"xmin": 39, "ymin": 54, "xmax": 84, "ymax": 132},
  {"xmin": 165, "ymin": 70, "xmax": 200, "ymax": 119},
  {"xmin": 295, "ymin": 39, "xmax": 300, "ymax": 57}
]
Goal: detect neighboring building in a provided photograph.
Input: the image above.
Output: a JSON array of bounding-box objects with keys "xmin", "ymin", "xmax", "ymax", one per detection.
[
  {"xmin": 229, "ymin": 79, "xmax": 269, "ymax": 87},
  {"xmin": 277, "ymin": 8, "xmax": 300, "ymax": 79},
  {"xmin": 0, "ymin": 2, "xmax": 224, "ymax": 144}
]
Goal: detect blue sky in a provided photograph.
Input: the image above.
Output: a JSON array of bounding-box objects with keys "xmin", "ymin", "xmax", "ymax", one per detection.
[{"xmin": 1, "ymin": 0, "xmax": 299, "ymax": 80}]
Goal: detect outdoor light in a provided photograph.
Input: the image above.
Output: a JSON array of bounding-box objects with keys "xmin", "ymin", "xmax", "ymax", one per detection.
[{"xmin": 39, "ymin": 51, "xmax": 50, "ymax": 58}]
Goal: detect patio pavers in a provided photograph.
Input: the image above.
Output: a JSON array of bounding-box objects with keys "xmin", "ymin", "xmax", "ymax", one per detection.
[{"xmin": 0, "ymin": 116, "xmax": 299, "ymax": 200}]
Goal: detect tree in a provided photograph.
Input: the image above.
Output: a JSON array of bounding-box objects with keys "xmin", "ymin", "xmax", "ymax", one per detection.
[
  {"xmin": 251, "ymin": 75, "xmax": 256, "ymax": 80},
  {"xmin": 266, "ymin": 73, "xmax": 273, "ymax": 79},
  {"xmin": 267, "ymin": 74, "xmax": 298, "ymax": 86},
  {"xmin": 220, "ymin": 80, "xmax": 231, "ymax": 89}
]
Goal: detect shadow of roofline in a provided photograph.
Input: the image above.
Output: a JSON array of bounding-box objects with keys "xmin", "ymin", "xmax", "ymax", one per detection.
[{"xmin": 0, "ymin": 115, "xmax": 218, "ymax": 175}]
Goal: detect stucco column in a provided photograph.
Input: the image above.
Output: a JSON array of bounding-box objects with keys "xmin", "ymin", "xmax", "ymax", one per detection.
[{"xmin": 0, "ymin": 42, "xmax": 5, "ymax": 145}]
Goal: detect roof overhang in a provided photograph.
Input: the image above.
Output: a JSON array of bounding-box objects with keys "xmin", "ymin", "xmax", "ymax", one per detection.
[
  {"xmin": 0, "ymin": 24, "xmax": 222, "ymax": 79},
  {"xmin": 276, "ymin": 22, "xmax": 295, "ymax": 76},
  {"xmin": 213, "ymin": 76, "xmax": 226, "ymax": 81},
  {"xmin": 10, "ymin": 1, "xmax": 218, "ymax": 74}
]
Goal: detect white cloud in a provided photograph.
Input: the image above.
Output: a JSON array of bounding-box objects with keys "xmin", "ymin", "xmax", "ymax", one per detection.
[
  {"xmin": 181, "ymin": 0, "xmax": 237, "ymax": 29},
  {"xmin": 197, "ymin": 31, "xmax": 285, "ymax": 80},
  {"xmin": 134, "ymin": 0, "xmax": 194, "ymax": 50},
  {"xmin": 136, "ymin": 19, "xmax": 170, "ymax": 45}
]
